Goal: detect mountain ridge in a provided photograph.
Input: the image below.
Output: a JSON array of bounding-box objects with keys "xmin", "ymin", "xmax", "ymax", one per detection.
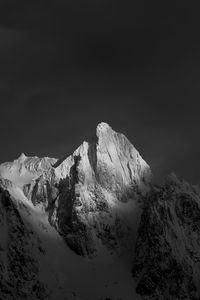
[{"xmin": 0, "ymin": 122, "xmax": 199, "ymax": 300}]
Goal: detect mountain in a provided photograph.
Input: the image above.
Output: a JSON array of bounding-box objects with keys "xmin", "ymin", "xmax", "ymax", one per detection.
[
  {"xmin": 0, "ymin": 122, "xmax": 199, "ymax": 300},
  {"xmin": 0, "ymin": 122, "xmax": 152, "ymax": 300},
  {"xmin": 48, "ymin": 122, "xmax": 152, "ymax": 256}
]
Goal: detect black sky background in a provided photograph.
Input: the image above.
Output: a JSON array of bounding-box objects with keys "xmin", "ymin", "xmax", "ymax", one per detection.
[{"xmin": 0, "ymin": 0, "xmax": 200, "ymax": 184}]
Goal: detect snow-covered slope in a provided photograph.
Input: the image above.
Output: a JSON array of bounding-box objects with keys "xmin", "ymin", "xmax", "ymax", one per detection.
[
  {"xmin": 1, "ymin": 122, "xmax": 198, "ymax": 300},
  {"xmin": 0, "ymin": 153, "xmax": 56, "ymax": 187},
  {"xmin": 0, "ymin": 122, "xmax": 150, "ymax": 300}
]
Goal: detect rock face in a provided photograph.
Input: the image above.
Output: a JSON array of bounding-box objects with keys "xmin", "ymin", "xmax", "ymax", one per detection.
[
  {"xmin": 48, "ymin": 122, "xmax": 152, "ymax": 256},
  {"xmin": 133, "ymin": 174, "xmax": 200, "ymax": 299},
  {"xmin": 0, "ymin": 188, "xmax": 47, "ymax": 300}
]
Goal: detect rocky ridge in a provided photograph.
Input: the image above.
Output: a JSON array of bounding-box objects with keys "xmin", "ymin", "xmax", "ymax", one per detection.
[{"xmin": 133, "ymin": 174, "xmax": 200, "ymax": 299}]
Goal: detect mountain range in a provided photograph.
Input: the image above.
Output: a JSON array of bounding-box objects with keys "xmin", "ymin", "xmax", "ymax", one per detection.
[{"xmin": 0, "ymin": 122, "xmax": 199, "ymax": 300}]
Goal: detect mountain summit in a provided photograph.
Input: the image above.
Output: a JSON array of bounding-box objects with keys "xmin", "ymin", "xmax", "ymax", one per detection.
[
  {"xmin": 48, "ymin": 122, "xmax": 152, "ymax": 256},
  {"xmin": 0, "ymin": 122, "xmax": 200, "ymax": 300}
]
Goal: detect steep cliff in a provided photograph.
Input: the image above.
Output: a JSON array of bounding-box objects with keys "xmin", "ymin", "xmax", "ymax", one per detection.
[{"xmin": 49, "ymin": 122, "xmax": 152, "ymax": 256}]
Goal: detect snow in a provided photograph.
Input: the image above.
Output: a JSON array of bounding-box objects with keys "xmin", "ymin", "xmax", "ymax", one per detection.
[
  {"xmin": 0, "ymin": 158, "xmax": 142, "ymax": 299},
  {"xmin": 0, "ymin": 122, "xmax": 148, "ymax": 299},
  {"xmin": 5, "ymin": 181, "xmax": 141, "ymax": 300}
]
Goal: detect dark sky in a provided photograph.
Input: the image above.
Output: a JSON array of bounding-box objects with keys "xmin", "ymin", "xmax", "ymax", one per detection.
[{"xmin": 0, "ymin": 0, "xmax": 200, "ymax": 184}]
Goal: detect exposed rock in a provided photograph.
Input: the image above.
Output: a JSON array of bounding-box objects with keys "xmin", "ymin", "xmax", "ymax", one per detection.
[
  {"xmin": 133, "ymin": 174, "xmax": 200, "ymax": 299},
  {"xmin": 2, "ymin": 122, "xmax": 199, "ymax": 299},
  {"xmin": 48, "ymin": 123, "xmax": 152, "ymax": 256},
  {"xmin": 0, "ymin": 188, "xmax": 47, "ymax": 300}
]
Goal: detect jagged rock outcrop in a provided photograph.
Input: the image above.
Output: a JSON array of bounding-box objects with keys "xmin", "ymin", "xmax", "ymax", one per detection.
[
  {"xmin": 48, "ymin": 123, "xmax": 152, "ymax": 256},
  {"xmin": 132, "ymin": 174, "xmax": 200, "ymax": 299},
  {"xmin": 0, "ymin": 188, "xmax": 47, "ymax": 300}
]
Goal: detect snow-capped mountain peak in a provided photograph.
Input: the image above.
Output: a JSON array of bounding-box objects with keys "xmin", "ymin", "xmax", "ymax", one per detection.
[{"xmin": 1, "ymin": 122, "xmax": 199, "ymax": 300}]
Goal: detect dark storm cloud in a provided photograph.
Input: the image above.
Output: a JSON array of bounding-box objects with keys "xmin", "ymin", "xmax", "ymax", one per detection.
[{"xmin": 0, "ymin": 1, "xmax": 200, "ymax": 185}]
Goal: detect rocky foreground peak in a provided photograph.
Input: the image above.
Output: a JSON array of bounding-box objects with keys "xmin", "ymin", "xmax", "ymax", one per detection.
[{"xmin": 55, "ymin": 122, "xmax": 152, "ymax": 195}]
